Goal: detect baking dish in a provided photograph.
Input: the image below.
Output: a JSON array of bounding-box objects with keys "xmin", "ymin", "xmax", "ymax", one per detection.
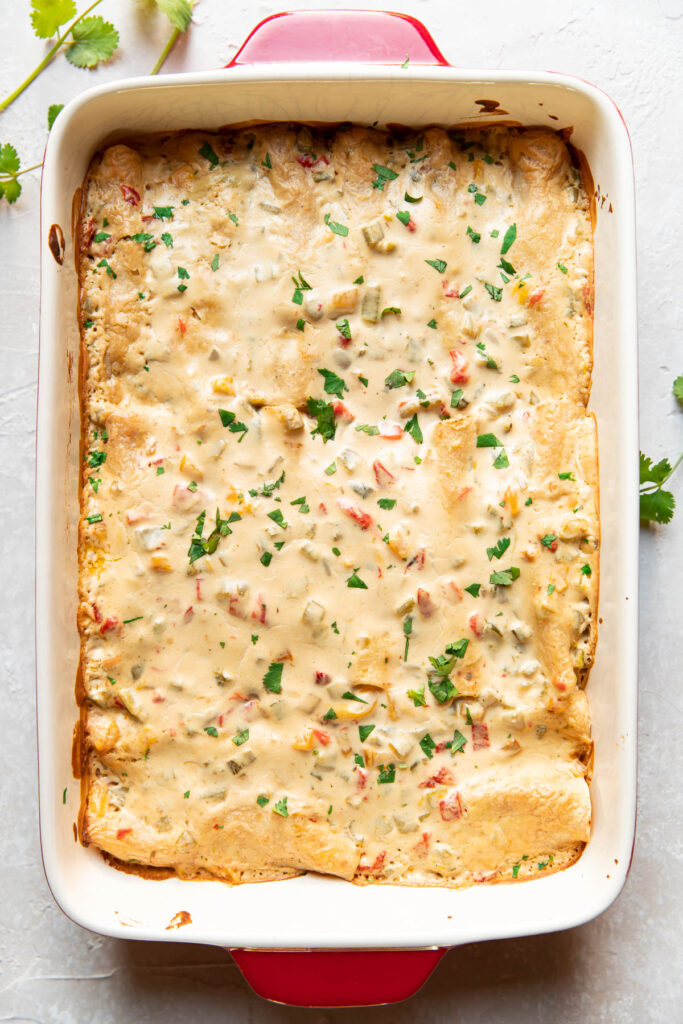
[{"xmin": 36, "ymin": 10, "xmax": 639, "ymax": 1007}]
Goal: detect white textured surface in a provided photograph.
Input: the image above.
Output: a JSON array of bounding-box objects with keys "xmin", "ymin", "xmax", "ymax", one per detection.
[{"xmin": 1, "ymin": 0, "xmax": 681, "ymax": 1019}]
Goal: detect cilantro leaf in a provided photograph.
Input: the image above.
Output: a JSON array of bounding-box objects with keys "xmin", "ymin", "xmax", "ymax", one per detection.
[
  {"xmin": 476, "ymin": 432, "xmax": 501, "ymax": 448},
  {"xmin": 385, "ymin": 368, "xmax": 415, "ymax": 389},
  {"xmin": 464, "ymin": 583, "xmax": 481, "ymax": 597},
  {"xmin": 346, "ymin": 568, "xmax": 368, "ymax": 590},
  {"xmin": 154, "ymin": 0, "xmax": 193, "ymax": 32},
  {"xmin": 0, "ymin": 143, "xmax": 20, "ymax": 176},
  {"xmin": 66, "ymin": 17, "xmax": 119, "ymax": 68},
  {"xmin": 30, "ymin": 0, "xmax": 76, "ymax": 39},
  {"xmin": 47, "ymin": 103, "xmax": 64, "ymax": 130},
  {"xmin": 372, "ymin": 164, "xmax": 398, "ymax": 190},
  {"xmin": 324, "ymin": 213, "xmax": 348, "ymax": 236},
  {"xmin": 640, "ymin": 488, "xmax": 675, "ymax": 524},
  {"xmin": 451, "ymin": 729, "xmax": 467, "ymax": 754},
  {"xmin": 501, "ymin": 223, "xmax": 517, "ymax": 255},
  {"xmin": 428, "ymin": 677, "xmax": 458, "ymax": 703},
  {"xmin": 359, "ymin": 724, "xmax": 375, "ymax": 742},
  {"xmin": 318, "ymin": 368, "xmax": 347, "ymax": 399},
  {"xmin": 489, "ymin": 566, "xmax": 521, "ymax": 586},
  {"xmin": 0, "ymin": 176, "xmax": 21, "ymax": 204},
  {"xmin": 640, "ymin": 453, "xmax": 673, "ymax": 487},
  {"xmin": 198, "ymin": 141, "xmax": 219, "ymax": 166},
  {"xmin": 674, "ymin": 376, "xmax": 683, "ymax": 407},
  {"xmin": 404, "ymin": 414, "xmax": 423, "ymax": 444},
  {"xmin": 307, "ymin": 397, "xmax": 336, "ymax": 443},
  {"xmin": 377, "ymin": 764, "xmax": 396, "ymax": 783},
  {"xmin": 407, "ymin": 685, "xmax": 426, "ymax": 707},
  {"xmin": 263, "ymin": 662, "xmax": 284, "ymax": 693},
  {"xmin": 487, "ymin": 537, "xmax": 511, "ymax": 561},
  {"xmin": 272, "ymin": 796, "xmax": 288, "ymax": 817},
  {"xmin": 419, "ymin": 733, "xmax": 436, "ymax": 759},
  {"xmin": 425, "ymin": 258, "xmax": 447, "ymax": 273}
]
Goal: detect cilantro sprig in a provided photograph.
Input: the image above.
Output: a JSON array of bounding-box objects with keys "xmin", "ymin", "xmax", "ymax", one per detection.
[
  {"xmin": 640, "ymin": 453, "xmax": 680, "ymax": 525},
  {"xmin": 640, "ymin": 376, "xmax": 683, "ymax": 525},
  {"xmin": 1, "ymin": 1, "xmax": 194, "ymax": 204}
]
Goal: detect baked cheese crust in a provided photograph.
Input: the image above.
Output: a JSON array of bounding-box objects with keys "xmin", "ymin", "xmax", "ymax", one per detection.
[{"xmin": 76, "ymin": 125, "xmax": 598, "ymax": 887}]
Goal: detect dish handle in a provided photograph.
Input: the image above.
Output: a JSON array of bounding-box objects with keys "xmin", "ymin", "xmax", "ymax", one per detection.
[
  {"xmin": 228, "ymin": 947, "xmax": 448, "ymax": 1007},
  {"xmin": 224, "ymin": 5, "xmax": 449, "ymax": 1010},
  {"xmin": 227, "ymin": 10, "xmax": 450, "ymax": 67}
]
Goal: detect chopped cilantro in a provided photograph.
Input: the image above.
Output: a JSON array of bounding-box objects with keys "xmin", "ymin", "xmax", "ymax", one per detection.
[
  {"xmin": 372, "ymin": 163, "xmax": 398, "ymax": 190},
  {"xmin": 263, "ymin": 662, "xmax": 283, "ymax": 693},
  {"xmin": 385, "ymin": 368, "xmax": 415, "ymax": 389},
  {"xmin": 198, "ymin": 141, "xmax": 219, "ymax": 166},
  {"xmin": 318, "ymin": 367, "xmax": 347, "ymax": 398},
  {"xmin": 307, "ymin": 397, "xmax": 337, "ymax": 443},
  {"xmin": 501, "ymin": 223, "xmax": 517, "ymax": 254},
  {"xmin": 451, "ymin": 729, "xmax": 467, "ymax": 754},
  {"xmin": 419, "ymin": 733, "xmax": 436, "ymax": 759},
  {"xmin": 377, "ymin": 498, "xmax": 396, "ymax": 510},
  {"xmin": 425, "ymin": 258, "xmax": 447, "ymax": 273},
  {"xmin": 204, "ymin": 726, "xmax": 218, "ymax": 738},
  {"xmin": 487, "ymin": 537, "xmax": 511, "ymax": 561},
  {"xmin": 464, "ymin": 583, "xmax": 481, "ymax": 597},
  {"xmin": 489, "ymin": 567, "xmax": 521, "ymax": 586},
  {"xmin": 377, "ymin": 764, "xmax": 396, "ymax": 784},
  {"xmin": 346, "ymin": 568, "xmax": 368, "ymax": 589},
  {"xmin": 232, "ymin": 728, "xmax": 249, "ymax": 746},
  {"xmin": 359, "ymin": 724, "xmax": 375, "ymax": 742},
  {"xmin": 476, "ymin": 432, "xmax": 502, "ymax": 448},
  {"xmin": 404, "ymin": 414, "xmax": 423, "ymax": 444},
  {"xmin": 273, "ymin": 796, "xmax": 288, "ymax": 817},
  {"xmin": 324, "ymin": 212, "xmax": 349, "ymax": 236}
]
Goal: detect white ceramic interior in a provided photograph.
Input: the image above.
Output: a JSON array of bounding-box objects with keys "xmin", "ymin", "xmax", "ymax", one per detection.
[{"xmin": 37, "ymin": 65, "xmax": 638, "ymax": 950}]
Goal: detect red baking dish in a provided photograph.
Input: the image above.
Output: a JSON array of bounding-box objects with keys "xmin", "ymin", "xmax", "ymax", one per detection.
[{"xmin": 36, "ymin": 9, "xmax": 639, "ymax": 1006}]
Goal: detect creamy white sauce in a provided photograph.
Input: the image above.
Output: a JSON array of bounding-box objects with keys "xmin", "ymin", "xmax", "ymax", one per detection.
[{"xmin": 77, "ymin": 126, "xmax": 597, "ymax": 886}]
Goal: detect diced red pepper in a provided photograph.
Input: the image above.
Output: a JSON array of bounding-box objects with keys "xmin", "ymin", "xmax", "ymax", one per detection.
[
  {"xmin": 315, "ymin": 671, "xmax": 331, "ymax": 685},
  {"xmin": 357, "ymin": 850, "xmax": 386, "ymax": 873},
  {"xmin": 417, "ymin": 587, "xmax": 435, "ymax": 617},
  {"xmin": 120, "ymin": 184, "xmax": 140, "ymax": 206},
  {"xmin": 439, "ymin": 792, "xmax": 464, "ymax": 821},
  {"xmin": 373, "ymin": 460, "xmax": 395, "ymax": 486},
  {"xmin": 177, "ymin": 316, "xmax": 186, "ymax": 336},
  {"xmin": 183, "ymin": 606, "xmax": 194, "ymax": 623},
  {"xmin": 100, "ymin": 616, "xmax": 119, "ymax": 635},
  {"xmin": 312, "ymin": 729, "xmax": 331, "ymax": 746},
  {"xmin": 297, "ymin": 154, "xmax": 315, "ymax": 168},
  {"xmin": 356, "ymin": 767, "xmax": 367, "ymax": 790},
  {"xmin": 528, "ymin": 287, "xmax": 545, "ymax": 307},
  {"xmin": 337, "ymin": 498, "xmax": 373, "ymax": 529},
  {"xmin": 449, "ymin": 348, "xmax": 469, "ymax": 383},
  {"xmin": 378, "ymin": 422, "xmax": 403, "ymax": 440},
  {"xmin": 251, "ymin": 597, "xmax": 267, "ymax": 624},
  {"xmin": 116, "ymin": 828, "xmax": 133, "ymax": 839},
  {"xmin": 442, "ymin": 280, "xmax": 460, "ymax": 298},
  {"xmin": 468, "ymin": 612, "xmax": 482, "ymax": 637},
  {"xmin": 419, "ymin": 767, "xmax": 455, "ymax": 788},
  {"xmin": 333, "ymin": 401, "xmax": 355, "ymax": 422},
  {"xmin": 472, "ymin": 722, "xmax": 490, "ymax": 750}
]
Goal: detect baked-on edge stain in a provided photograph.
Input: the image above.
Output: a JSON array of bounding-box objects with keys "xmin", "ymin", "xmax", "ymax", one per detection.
[{"xmin": 48, "ymin": 223, "xmax": 65, "ymax": 265}]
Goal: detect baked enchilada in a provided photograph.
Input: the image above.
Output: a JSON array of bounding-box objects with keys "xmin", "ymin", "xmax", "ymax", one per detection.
[{"xmin": 75, "ymin": 124, "xmax": 598, "ymax": 887}]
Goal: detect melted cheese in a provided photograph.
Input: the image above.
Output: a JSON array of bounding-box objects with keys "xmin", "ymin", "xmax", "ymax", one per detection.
[{"xmin": 77, "ymin": 125, "xmax": 598, "ymax": 887}]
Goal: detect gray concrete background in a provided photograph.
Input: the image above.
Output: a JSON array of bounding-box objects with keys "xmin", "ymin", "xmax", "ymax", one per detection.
[{"xmin": 1, "ymin": 1, "xmax": 681, "ymax": 1020}]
